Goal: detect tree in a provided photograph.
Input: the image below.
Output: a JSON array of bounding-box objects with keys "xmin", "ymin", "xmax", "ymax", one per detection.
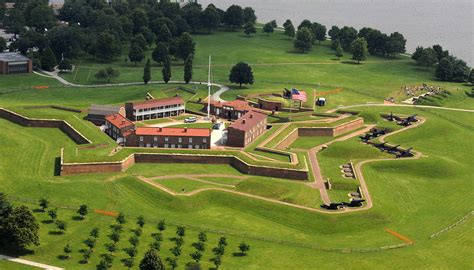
[
  {"xmin": 351, "ymin": 37, "xmax": 368, "ymax": 64},
  {"xmin": 55, "ymin": 220, "xmax": 67, "ymax": 234},
  {"xmin": 183, "ymin": 4, "xmax": 202, "ymax": 33},
  {"xmin": 130, "ymin": 8, "xmax": 148, "ymax": 34},
  {"xmin": 83, "ymin": 249, "xmax": 92, "ymax": 264},
  {"xmin": 157, "ymin": 219, "xmax": 166, "ymax": 231},
  {"xmin": 224, "ymin": 5, "xmax": 243, "ymax": 29},
  {"xmin": 212, "ymin": 256, "xmax": 221, "ymax": 270},
  {"xmin": 150, "ymin": 241, "xmax": 160, "ymax": 251},
  {"xmin": 123, "ymin": 258, "xmax": 135, "ymax": 269},
  {"xmin": 435, "ymin": 56, "xmax": 470, "ymax": 82},
  {"xmin": 417, "ymin": 48, "xmax": 437, "ymax": 68},
  {"xmin": 129, "ymin": 42, "xmax": 144, "ymax": 65},
  {"xmin": 470, "ymin": 69, "xmax": 474, "ymax": 85},
  {"xmin": 48, "ymin": 208, "xmax": 58, "ymax": 221},
  {"xmin": 339, "ymin": 26, "xmax": 358, "ymax": 51},
  {"xmin": 212, "ymin": 245, "xmax": 225, "ymax": 256},
  {"xmin": 294, "ymin": 28, "xmax": 313, "ymax": 53},
  {"xmin": 132, "ymin": 34, "xmax": 148, "ymax": 50},
  {"xmin": 39, "ymin": 198, "xmax": 49, "ymax": 211},
  {"xmin": 63, "ymin": 244, "xmax": 72, "ymax": 259},
  {"xmin": 270, "ymin": 20, "xmax": 278, "ymax": 28},
  {"xmin": 129, "ymin": 235, "xmax": 140, "ymax": 247},
  {"xmin": 84, "ymin": 237, "xmax": 97, "ymax": 250},
  {"xmin": 110, "ymin": 231, "xmax": 120, "ymax": 243},
  {"xmin": 162, "ymin": 56, "xmax": 171, "ymax": 83},
  {"xmin": 262, "ymin": 22, "xmax": 274, "ymax": 35},
  {"xmin": 432, "ymin": 45, "xmax": 449, "ymax": 62},
  {"xmin": 176, "ymin": 226, "xmax": 186, "ymax": 237},
  {"xmin": 242, "ymin": 7, "xmax": 256, "ymax": 24},
  {"xmin": 198, "ymin": 232, "xmax": 207, "ymax": 243},
  {"xmin": 152, "ymin": 43, "xmax": 169, "ymax": 66},
  {"xmin": 328, "ymin": 26, "xmax": 340, "ymax": 41},
  {"xmin": 155, "ymin": 24, "xmax": 172, "ymax": 44},
  {"xmin": 435, "ymin": 57, "xmax": 453, "ymax": 81},
  {"xmin": 116, "ymin": 212, "xmax": 126, "ymax": 224},
  {"xmin": 90, "ymin": 227, "xmax": 100, "ymax": 238},
  {"xmin": 94, "ymin": 32, "xmax": 121, "ymax": 62},
  {"xmin": 166, "ymin": 257, "xmax": 178, "ymax": 270},
  {"xmin": 176, "ymin": 33, "xmax": 195, "ymax": 62},
  {"xmin": 174, "ymin": 16, "xmax": 191, "ymax": 36},
  {"xmin": 190, "ymin": 251, "xmax": 202, "ymax": 262},
  {"xmin": 105, "ymin": 242, "xmax": 117, "ymax": 253},
  {"xmin": 139, "ymin": 248, "xmax": 165, "ymax": 270},
  {"xmin": 152, "ymin": 232, "xmax": 163, "ymax": 242},
  {"xmin": 24, "ymin": 1, "xmax": 56, "ymax": 33},
  {"xmin": 58, "ymin": 59, "xmax": 72, "ymax": 73},
  {"xmin": 185, "ymin": 262, "xmax": 201, "ymax": 270},
  {"xmin": 95, "ymin": 68, "xmax": 120, "ymax": 83},
  {"xmin": 125, "ymin": 246, "xmax": 138, "ymax": 258},
  {"xmin": 386, "ymin": 32, "xmax": 406, "ymax": 56},
  {"xmin": 41, "ymin": 47, "xmax": 57, "ymax": 71},
  {"xmin": 243, "ymin": 22, "xmax": 256, "ymax": 37},
  {"xmin": 143, "ymin": 59, "xmax": 151, "ymax": 85},
  {"xmin": 0, "ymin": 37, "xmax": 7, "ymax": 52},
  {"xmin": 170, "ymin": 245, "xmax": 181, "ymax": 257},
  {"xmin": 134, "ymin": 227, "xmax": 142, "ymax": 237},
  {"xmin": 201, "ymin": 5, "xmax": 220, "ymax": 33},
  {"xmin": 298, "ymin": 19, "xmax": 312, "ymax": 30},
  {"xmin": 238, "ymin": 242, "xmax": 250, "ymax": 255},
  {"xmin": 312, "ymin": 23, "xmax": 326, "ymax": 45},
  {"xmin": 3, "ymin": 8, "xmax": 25, "ymax": 36},
  {"xmin": 412, "ymin": 46, "xmax": 424, "ymax": 61},
  {"xmin": 77, "ymin": 204, "xmax": 88, "ymax": 219},
  {"xmin": 193, "ymin": 241, "xmax": 205, "ymax": 252},
  {"xmin": 184, "ymin": 55, "xmax": 193, "ymax": 84},
  {"xmin": 229, "ymin": 62, "xmax": 254, "ymax": 88},
  {"xmin": 1, "ymin": 206, "xmax": 39, "ymax": 249},
  {"xmin": 283, "ymin": 21, "xmax": 295, "ymax": 39},
  {"xmin": 335, "ymin": 41, "xmax": 343, "ymax": 59},
  {"xmin": 218, "ymin": 237, "xmax": 227, "ymax": 247}
]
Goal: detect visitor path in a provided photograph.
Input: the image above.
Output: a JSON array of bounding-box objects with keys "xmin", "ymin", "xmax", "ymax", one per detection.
[
  {"xmin": 0, "ymin": 254, "xmax": 63, "ymax": 270},
  {"xmin": 329, "ymin": 103, "xmax": 474, "ymax": 113}
]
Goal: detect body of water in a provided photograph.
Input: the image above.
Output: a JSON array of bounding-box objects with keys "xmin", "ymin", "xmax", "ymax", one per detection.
[{"xmin": 199, "ymin": 0, "xmax": 473, "ymax": 65}]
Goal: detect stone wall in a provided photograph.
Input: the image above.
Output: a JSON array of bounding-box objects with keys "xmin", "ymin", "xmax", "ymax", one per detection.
[
  {"xmin": 61, "ymin": 152, "xmax": 309, "ymax": 180},
  {"xmin": 333, "ymin": 118, "xmax": 364, "ymax": 136},
  {"xmin": 0, "ymin": 108, "xmax": 90, "ymax": 144},
  {"xmin": 276, "ymin": 129, "xmax": 299, "ymax": 150}
]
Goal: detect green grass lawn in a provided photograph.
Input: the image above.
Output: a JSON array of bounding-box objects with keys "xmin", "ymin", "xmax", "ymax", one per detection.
[{"xmin": 153, "ymin": 178, "xmax": 227, "ymax": 193}]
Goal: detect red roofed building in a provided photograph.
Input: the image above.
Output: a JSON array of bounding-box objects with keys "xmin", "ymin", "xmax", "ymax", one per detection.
[
  {"xmin": 209, "ymin": 100, "xmax": 253, "ymax": 120},
  {"xmin": 125, "ymin": 127, "xmax": 211, "ymax": 149},
  {"xmin": 125, "ymin": 96, "xmax": 185, "ymax": 121},
  {"xmin": 227, "ymin": 111, "xmax": 267, "ymax": 147},
  {"xmin": 105, "ymin": 114, "xmax": 135, "ymax": 141}
]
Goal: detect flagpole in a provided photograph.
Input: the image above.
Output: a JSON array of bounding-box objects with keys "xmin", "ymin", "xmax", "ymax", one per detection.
[{"xmin": 207, "ymin": 55, "xmax": 211, "ymax": 120}]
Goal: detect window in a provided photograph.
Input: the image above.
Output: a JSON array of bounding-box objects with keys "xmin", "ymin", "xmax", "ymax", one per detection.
[
  {"xmin": 178, "ymin": 145, "xmax": 182, "ymax": 148},
  {"xmin": 188, "ymin": 145, "xmax": 193, "ymax": 149},
  {"xmin": 195, "ymin": 145, "xmax": 200, "ymax": 149},
  {"xmin": 140, "ymin": 136, "xmax": 143, "ymax": 142},
  {"xmin": 164, "ymin": 144, "xmax": 169, "ymax": 148},
  {"xmin": 171, "ymin": 144, "xmax": 175, "ymax": 148},
  {"xmin": 154, "ymin": 136, "xmax": 157, "ymax": 141},
  {"xmin": 165, "ymin": 137, "xmax": 169, "ymax": 142},
  {"xmin": 189, "ymin": 138, "xmax": 193, "ymax": 143},
  {"xmin": 203, "ymin": 138, "xmax": 207, "ymax": 143},
  {"xmin": 178, "ymin": 137, "xmax": 182, "ymax": 143}
]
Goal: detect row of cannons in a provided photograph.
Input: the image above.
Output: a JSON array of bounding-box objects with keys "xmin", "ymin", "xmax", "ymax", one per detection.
[{"xmin": 321, "ymin": 113, "xmax": 418, "ymax": 210}]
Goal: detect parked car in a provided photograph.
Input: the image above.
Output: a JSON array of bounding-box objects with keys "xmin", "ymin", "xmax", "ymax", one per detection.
[
  {"xmin": 184, "ymin": 116, "xmax": 197, "ymax": 123},
  {"xmin": 212, "ymin": 123, "xmax": 221, "ymax": 130}
]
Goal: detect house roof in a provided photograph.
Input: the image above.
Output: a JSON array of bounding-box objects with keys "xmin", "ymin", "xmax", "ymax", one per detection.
[
  {"xmin": 132, "ymin": 96, "xmax": 184, "ymax": 110},
  {"xmin": 229, "ymin": 110, "xmax": 267, "ymax": 131},
  {"xmin": 135, "ymin": 127, "xmax": 211, "ymax": 137},
  {"xmin": 88, "ymin": 105, "xmax": 122, "ymax": 116},
  {"xmin": 105, "ymin": 114, "xmax": 134, "ymax": 129},
  {"xmin": 210, "ymin": 100, "xmax": 252, "ymax": 111},
  {"xmin": 0, "ymin": 52, "xmax": 30, "ymax": 62}
]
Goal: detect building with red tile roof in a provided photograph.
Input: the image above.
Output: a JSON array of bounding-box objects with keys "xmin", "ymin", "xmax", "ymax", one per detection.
[
  {"xmin": 227, "ymin": 111, "xmax": 267, "ymax": 147},
  {"xmin": 125, "ymin": 127, "xmax": 211, "ymax": 149},
  {"xmin": 104, "ymin": 114, "xmax": 135, "ymax": 141},
  {"xmin": 209, "ymin": 100, "xmax": 253, "ymax": 120},
  {"xmin": 125, "ymin": 96, "xmax": 185, "ymax": 121}
]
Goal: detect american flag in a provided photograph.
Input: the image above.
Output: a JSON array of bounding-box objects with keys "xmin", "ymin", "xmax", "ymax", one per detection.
[{"xmin": 291, "ymin": 88, "xmax": 307, "ymax": 102}]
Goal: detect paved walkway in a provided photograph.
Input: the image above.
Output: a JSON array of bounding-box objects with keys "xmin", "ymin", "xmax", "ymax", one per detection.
[
  {"xmin": 0, "ymin": 255, "xmax": 63, "ymax": 270},
  {"xmin": 34, "ymin": 70, "xmax": 230, "ymax": 102},
  {"xmin": 329, "ymin": 103, "xmax": 474, "ymax": 113}
]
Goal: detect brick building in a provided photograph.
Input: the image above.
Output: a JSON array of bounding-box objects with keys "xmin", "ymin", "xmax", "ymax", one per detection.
[
  {"xmin": 227, "ymin": 111, "xmax": 268, "ymax": 147},
  {"xmin": 0, "ymin": 53, "xmax": 33, "ymax": 74},
  {"xmin": 209, "ymin": 100, "xmax": 253, "ymax": 120},
  {"xmin": 87, "ymin": 105, "xmax": 126, "ymax": 125},
  {"xmin": 125, "ymin": 127, "xmax": 211, "ymax": 149},
  {"xmin": 104, "ymin": 114, "xmax": 135, "ymax": 142},
  {"xmin": 125, "ymin": 96, "xmax": 185, "ymax": 121},
  {"xmin": 258, "ymin": 98, "xmax": 282, "ymax": 111}
]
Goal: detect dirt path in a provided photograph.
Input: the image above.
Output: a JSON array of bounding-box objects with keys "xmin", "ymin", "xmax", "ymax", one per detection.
[
  {"xmin": 0, "ymin": 255, "xmax": 63, "ymax": 270},
  {"xmin": 328, "ymin": 103, "xmax": 474, "ymax": 113}
]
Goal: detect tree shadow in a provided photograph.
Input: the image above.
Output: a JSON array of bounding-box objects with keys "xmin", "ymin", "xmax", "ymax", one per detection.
[
  {"xmin": 232, "ymin": 252, "xmax": 246, "ymax": 257},
  {"xmin": 48, "ymin": 231, "xmax": 64, "ymax": 235},
  {"xmin": 54, "ymin": 156, "xmax": 61, "ymax": 176},
  {"xmin": 341, "ymin": 60, "xmax": 360, "ymax": 65},
  {"xmin": 41, "ymin": 220, "xmax": 53, "ymax": 224},
  {"xmin": 32, "ymin": 208, "xmax": 44, "ymax": 213},
  {"xmin": 72, "ymin": 216, "xmax": 83, "ymax": 221},
  {"xmin": 57, "ymin": 255, "xmax": 69, "ymax": 260},
  {"xmin": 0, "ymin": 245, "xmax": 34, "ymax": 257}
]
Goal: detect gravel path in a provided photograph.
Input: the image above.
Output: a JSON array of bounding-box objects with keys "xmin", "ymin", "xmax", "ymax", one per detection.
[{"xmin": 0, "ymin": 255, "xmax": 63, "ymax": 270}]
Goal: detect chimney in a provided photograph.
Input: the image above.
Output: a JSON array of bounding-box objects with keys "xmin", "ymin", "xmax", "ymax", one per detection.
[
  {"xmin": 250, "ymin": 114, "xmax": 253, "ymax": 119},
  {"xmin": 122, "ymin": 120, "xmax": 125, "ymax": 125},
  {"xmin": 184, "ymin": 127, "xmax": 188, "ymax": 133},
  {"xmin": 242, "ymin": 120, "xmax": 246, "ymax": 125},
  {"xmin": 159, "ymin": 127, "xmax": 162, "ymax": 132}
]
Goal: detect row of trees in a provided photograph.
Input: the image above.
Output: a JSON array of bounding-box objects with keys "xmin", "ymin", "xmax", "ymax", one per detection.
[{"xmin": 412, "ymin": 45, "xmax": 472, "ymax": 82}]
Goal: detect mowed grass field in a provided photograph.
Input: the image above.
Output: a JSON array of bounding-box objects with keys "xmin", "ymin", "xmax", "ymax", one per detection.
[{"xmin": 0, "ymin": 26, "xmax": 473, "ymax": 269}]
